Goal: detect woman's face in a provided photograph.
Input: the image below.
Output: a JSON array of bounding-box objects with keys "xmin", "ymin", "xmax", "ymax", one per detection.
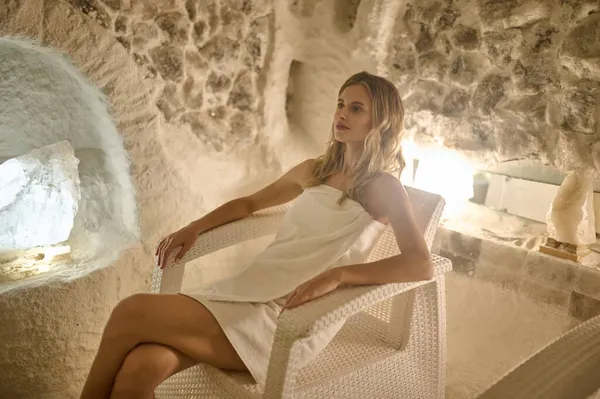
[{"xmin": 333, "ymin": 83, "xmax": 373, "ymax": 144}]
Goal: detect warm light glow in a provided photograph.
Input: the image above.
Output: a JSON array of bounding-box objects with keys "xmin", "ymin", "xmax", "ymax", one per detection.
[
  {"xmin": 399, "ymin": 139, "xmax": 418, "ymax": 186},
  {"xmin": 0, "ymin": 244, "xmax": 71, "ymax": 283},
  {"xmin": 401, "ymin": 140, "xmax": 474, "ymax": 217},
  {"xmin": 40, "ymin": 245, "xmax": 71, "ymax": 260}
]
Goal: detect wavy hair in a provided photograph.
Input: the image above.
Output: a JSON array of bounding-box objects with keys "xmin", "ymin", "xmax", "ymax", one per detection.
[{"xmin": 307, "ymin": 71, "xmax": 406, "ymax": 205}]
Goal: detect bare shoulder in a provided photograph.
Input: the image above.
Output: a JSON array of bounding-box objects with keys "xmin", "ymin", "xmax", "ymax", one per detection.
[
  {"xmin": 296, "ymin": 158, "xmax": 318, "ymax": 173},
  {"xmin": 365, "ymin": 173, "xmax": 411, "ymax": 219},
  {"xmin": 288, "ymin": 158, "xmax": 317, "ymax": 187},
  {"xmin": 370, "ymin": 173, "xmax": 408, "ymax": 200},
  {"xmin": 244, "ymin": 158, "xmax": 317, "ymax": 212}
]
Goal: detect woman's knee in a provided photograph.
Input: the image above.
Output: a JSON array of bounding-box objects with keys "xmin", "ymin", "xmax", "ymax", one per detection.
[
  {"xmin": 105, "ymin": 293, "xmax": 152, "ymax": 338},
  {"xmin": 112, "ymin": 344, "xmax": 168, "ymax": 395}
]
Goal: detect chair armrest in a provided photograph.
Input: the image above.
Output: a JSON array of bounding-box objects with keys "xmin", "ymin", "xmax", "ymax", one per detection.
[
  {"xmin": 263, "ymin": 254, "xmax": 452, "ymax": 397},
  {"xmin": 479, "ymin": 313, "xmax": 600, "ymax": 399},
  {"xmin": 279, "ymin": 254, "xmax": 451, "ymax": 335},
  {"xmin": 150, "ymin": 205, "xmax": 288, "ymax": 293},
  {"xmin": 168, "ymin": 204, "xmax": 288, "ymax": 266}
]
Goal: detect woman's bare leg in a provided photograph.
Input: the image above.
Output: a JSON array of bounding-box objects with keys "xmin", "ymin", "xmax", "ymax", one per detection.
[
  {"xmin": 110, "ymin": 343, "xmax": 197, "ymax": 399},
  {"xmin": 80, "ymin": 294, "xmax": 246, "ymax": 399}
]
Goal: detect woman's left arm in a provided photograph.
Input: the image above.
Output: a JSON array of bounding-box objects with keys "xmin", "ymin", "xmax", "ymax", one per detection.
[
  {"xmin": 336, "ymin": 174, "xmax": 434, "ymax": 287},
  {"xmin": 282, "ymin": 174, "xmax": 433, "ymax": 311}
]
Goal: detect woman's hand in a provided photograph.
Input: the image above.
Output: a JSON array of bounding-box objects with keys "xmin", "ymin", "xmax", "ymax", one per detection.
[
  {"xmin": 155, "ymin": 223, "xmax": 202, "ymax": 269},
  {"xmin": 281, "ymin": 269, "xmax": 343, "ymax": 313}
]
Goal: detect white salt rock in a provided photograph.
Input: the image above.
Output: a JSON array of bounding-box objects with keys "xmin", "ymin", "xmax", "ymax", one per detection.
[
  {"xmin": 0, "ymin": 141, "xmax": 81, "ymax": 252},
  {"xmin": 546, "ymin": 167, "xmax": 597, "ymax": 246}
]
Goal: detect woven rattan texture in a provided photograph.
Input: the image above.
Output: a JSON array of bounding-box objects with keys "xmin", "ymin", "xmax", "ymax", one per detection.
[{"xmin": 479, "ymin": 314, "xmax": 600, "ymax": 399}]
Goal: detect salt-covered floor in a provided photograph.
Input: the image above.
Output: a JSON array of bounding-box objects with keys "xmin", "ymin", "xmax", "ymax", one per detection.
[{"xmin": 445, "ymin": 271, "xmax": 579, "ymax": 398}]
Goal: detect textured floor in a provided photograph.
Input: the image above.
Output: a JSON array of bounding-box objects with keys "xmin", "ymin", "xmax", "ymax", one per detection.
[{"xmin": 445, "ymin": 271, "xmax": 579, "ymax": 398}]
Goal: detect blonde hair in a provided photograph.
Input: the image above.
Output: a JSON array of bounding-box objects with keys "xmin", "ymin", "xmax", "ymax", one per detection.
[{"xmin": 307, "ymin": 71, "xmax": 406, "ymax": 205}]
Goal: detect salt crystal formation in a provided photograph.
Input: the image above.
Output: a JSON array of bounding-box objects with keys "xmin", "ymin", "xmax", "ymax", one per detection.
[
  {"xmin": 0, "ymin": 141, "xmax": 81, "ymax": 252},
  {"xmin": 0, "ymin": 36, "xmax": 140, "ymax": 291},
  {"xmin": 546, "ymin": 167, "xmax": 596, "ymax": 246}
]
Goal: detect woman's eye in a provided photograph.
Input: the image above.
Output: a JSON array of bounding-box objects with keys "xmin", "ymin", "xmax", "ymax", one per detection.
[
  {"xmin": 337, "ymin": 103, "xmax": 344, "ymax": 109},
  {"xmin": 352, "ymin": 106, "xmax": 361, "ymax": 112}
]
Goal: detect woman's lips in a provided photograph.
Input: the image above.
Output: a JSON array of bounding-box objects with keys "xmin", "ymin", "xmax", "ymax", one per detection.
[{"xmin": 335, "ymin": 124, "xmax": 349, "ymax": 130}]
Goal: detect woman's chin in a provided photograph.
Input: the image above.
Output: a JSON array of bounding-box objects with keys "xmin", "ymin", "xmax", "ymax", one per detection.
[{"xmin": 334, "ymin": 130, "xmax": 349, "ymax": 142}]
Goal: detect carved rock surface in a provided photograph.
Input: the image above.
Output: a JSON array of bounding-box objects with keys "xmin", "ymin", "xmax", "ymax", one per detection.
[
  {"xmin": 66, "ymin": 0, "xmax": 274, "ymax": 153},
  {"xmin": 560, "ymin": 13, "xmax": 600, "ymax": 81},
  {"xmin": 389, "ymin": 0, "xmax": 600, "ymax": 170}
]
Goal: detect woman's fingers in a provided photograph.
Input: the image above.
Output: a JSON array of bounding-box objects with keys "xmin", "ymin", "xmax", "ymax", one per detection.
[
  {"xmin": 280, "ymin": 292, "xmax": 296, "ymax": 314},
  {"xmin": 157, "ymin": 238, "xmax": 165, "ymax": 268},
  {"xmin": 155, "ymin": 237, "xmax": 165, "ymax": 257},
  {"xmin": 281, "ymin": 287, "xmax": 303, "ymax": 313},
  {"xmin": 285, "ymin": 293, "xmax": 303, "ymax": 309},
  {"xmin": 175, "ymin": 240, "xmax": 193, "ymax": 262},
  {"xmin": 158, "ymin": 236, "xmax": 173, "ymax": 269}
]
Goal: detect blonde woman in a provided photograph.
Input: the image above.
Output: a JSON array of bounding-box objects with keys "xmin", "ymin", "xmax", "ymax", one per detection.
[{"xmin": 81, "ymin": 71, "xmax": 433, "ymax": 399}]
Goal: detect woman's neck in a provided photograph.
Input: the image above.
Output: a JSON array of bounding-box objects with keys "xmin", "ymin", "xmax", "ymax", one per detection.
[{"xmin": 342, "ymin": 143, "xmax": 364, "ymax": 172}]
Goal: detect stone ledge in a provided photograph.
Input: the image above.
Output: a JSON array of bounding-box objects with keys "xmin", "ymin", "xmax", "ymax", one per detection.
[{"xmin": 433, "ymin": 204, "xmax": 600, "ymax": 321}]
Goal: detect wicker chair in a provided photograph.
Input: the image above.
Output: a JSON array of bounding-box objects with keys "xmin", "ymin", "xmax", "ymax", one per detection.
[
  {"xmin": 478, "ymin": 313, "xmax": 600, "ymax": 399},
  {"xmin": 152, "ymin": 186, "xmax": 452, "ymax": 398}
]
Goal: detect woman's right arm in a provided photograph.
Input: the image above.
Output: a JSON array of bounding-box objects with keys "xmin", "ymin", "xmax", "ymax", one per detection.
[{"xmin": 155, "ymin": 159, "xmax": 315, "ymax": 268}]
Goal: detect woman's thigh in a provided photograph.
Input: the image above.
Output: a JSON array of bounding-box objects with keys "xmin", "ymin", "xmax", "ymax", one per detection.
[{"xmin": 110, "ymin": 293, "xmax": 246, "ymax": 371}]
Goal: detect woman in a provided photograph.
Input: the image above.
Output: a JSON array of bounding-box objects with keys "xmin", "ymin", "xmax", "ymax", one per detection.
[{"xmin": 80, "ymin": 71, "xmax": 434, "ymax": 399}]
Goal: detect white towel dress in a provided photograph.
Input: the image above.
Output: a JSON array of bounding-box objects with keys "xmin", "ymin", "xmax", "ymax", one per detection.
[{"xmin": 181, "ymin": 185, "xmax": 387, "ymax": 385}]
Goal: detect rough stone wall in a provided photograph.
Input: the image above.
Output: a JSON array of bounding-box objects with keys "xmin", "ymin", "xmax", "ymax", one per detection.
[
  {"xmin": 387, "ymin": 0, "xmax": 600, "ymax": 172},
  {"xmin": 66, "ymin": 0, "xmax": 273, "ymax": 154}
]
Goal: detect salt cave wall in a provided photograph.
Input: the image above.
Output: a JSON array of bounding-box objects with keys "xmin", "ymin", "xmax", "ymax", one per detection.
[
  {"xmin": 58, "ymin": 0, "xmax": 283, "ymax": 224},
  {"xmin": 385, "ymin": 0, "xmax": 600, "ymax": 174}
]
